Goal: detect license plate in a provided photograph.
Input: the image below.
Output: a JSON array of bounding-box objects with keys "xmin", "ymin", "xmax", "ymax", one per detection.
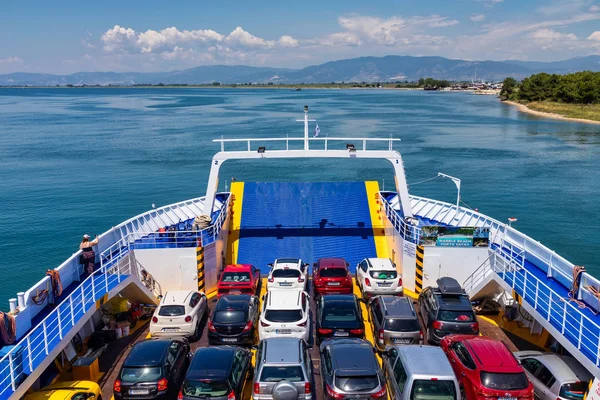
[
  {"xmin": 130, "ymin": 390, "xmax": 149, "ymax": 395},
  {"xmin": 378, "ymin": 282, "xmax": 392, "ymax": 287},
  {"xmin": 162, "ymin": 328, "xmax": 179, "ymax": 332},
  {"xmin": 499, "ymin": 397, "xmax": 517, "ymax": 400},
  {"xmin": 222, "ymin": 338, "xmax": 237, "ymax": 342},
  {"xmin": 279, "ymin": 282, "xmax": 292, "ymax": 286},
  {"xmin": 229, "ymin": 290, "xmax": 241, "ymax": 294},
  {"xmin": 328, "ymin": 282, "xmax": 341, "ymax": 286},
  {"xmin": 393, "ymin": 338, "xmax": 411, "ymax": 344},
  {"xmin": 334, "ymin": 331, "xmax": 349, "ymax": 337},
  {"xmin": 276, "ymin": 329, "xmax": 292, "ymax": 334}
]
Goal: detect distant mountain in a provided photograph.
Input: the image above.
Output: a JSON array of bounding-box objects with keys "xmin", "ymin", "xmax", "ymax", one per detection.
[{"xmin": 1, "ymin": 55, "xmax": 599, "ymax": 86}]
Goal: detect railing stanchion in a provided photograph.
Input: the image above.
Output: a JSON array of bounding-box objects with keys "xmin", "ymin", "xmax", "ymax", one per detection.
[
  {"xmin": 57, "ymin": 308, "xmax": 63, "ymax": 340},
  {"xmin": 42, "ymin": 320, "xmax": 49, "ymax": 355},
  {"xmin": 81, "ymin": 284, "xmax": 86, "ymax": 315},
  {"xmin": 534, "ymin": 280, "xmax": 539, "ymax": 309},
  {"xmin": 578, "ymin": 314, "xmax": 583, "ymax": 350},
  {"xmin": 105, "ymin": 264, "xmax": 109, "ymax": 293},
  {"xmin": 26, "ymin": 336, "xmax": 33, "ymax": 373},
  {"xmin": 69, "ymin": 296, "xmax": 75, "ymax": 326},
  {"xmin": 547, "ymin": 291, "xmax": 552, "ymax": 322},
  {"xmin": 562, "ymin": 300, "xmax": 567, "ymax": 335},
  {"xmin": 8, "ymin": 353, "xmax": 15, "ymax": 391},
  {"xmin": 91, "ymin": 271, "xmax": 96, "ymax": 299}
]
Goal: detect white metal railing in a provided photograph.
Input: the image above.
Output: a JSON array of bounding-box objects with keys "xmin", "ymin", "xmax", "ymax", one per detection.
[
  {"xmin": 491, "ymin": 247, "xmax": 600, "ymax": 369},
  {"xmin": 462, "ymin": 254, "xmax": 493, "ymax": 295},
  {"xmin": 380, "ymin": 194, "xmax": 422, "ymax": 244},
  {"xmin": 214, "ymin": 137, "xmax": 402, "ymax": 153}
]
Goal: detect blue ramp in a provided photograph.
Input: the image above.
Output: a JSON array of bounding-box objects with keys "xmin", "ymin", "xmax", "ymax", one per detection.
[{"xmin": 237, "ymin": 182, "xmax": 377, "ymax": 273}]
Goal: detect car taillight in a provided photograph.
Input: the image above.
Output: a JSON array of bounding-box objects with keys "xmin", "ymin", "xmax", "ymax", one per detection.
[
  {"xmin": 371, "ymin": 386, "xmax": 387, "ymax": 399},
  {"xmin": 305, "ymin": 382, "xmax": 311, "ymax": 394},
  {"xmin": 157, "ymin": 378, "xmax": 168, "ymax": 391},
  {"xmin": 297, "ymin": 321, "xmax": 307, "ymax": 327},
  {"xmin": 260, "ymin": 320, "xmax": 270, "ymax": 327},
  {"xmin": 378, "ymin": 328, "xmax": 384, "ymax": 340},
  {"xmin": 185, "ymin": 316, "xmax": 192, "ymax": 323},
  {"xmin": 350, "ymin": 328, "xmax": 364, "ymax": 335},
  {"xmin": 471, "ymin": 322, "xmax": 479, "ymax": 332},
  {"xmin": 113, "ymin": 379, "xmax": 121, "ymax": 393},
  {"xmin": 326, "ymin": 384, "xmax": 344, "ymax": 399},
  {"xmin": 254, "ymin": 382, "xmax": 260, "ymax": 395},
  {"xmin": 318, "ymin": 328, "xmax": 333, "ymax": 335},
  {"xmin": 298, "ymin": 277, "xmax": 305, "ymax": 283},
  {"xmin": 152, "ymin": 316, "xmax": 158, "ymax": 323},
  {"xmin": 243, "ymin": 321, "xmax": 253, "ymax": 332},
  {"xmin": 208, "ymin": 321, "xmax": 216, "ymax": 332},
  {"xmin": 227, "ymin": 391, "xmax": 235, "ymax": 400},
  {"xmin": 398, "ymin": 278, "xmax": 403, "ymax": 287},
  {"xmin": 365, "ymin": 278, "xmax": 371, "ymax": 286},
  {"xmin": 316, "ymin": 278, "xmax": 322, "ymax": 284},
  {"xmin": 432, "ymin": 320, "xmax": 444, "ymax": 330},
  {"xmin": 268, "ymin": 277, "xmax": 274, "ymax": 282},
  {"xmin": 178, "ymin": 390, "xmax": 183, "ymax": 400},
  {"xmin": 419, "ymin": 330, "xmax": 424, "ymax": 343}
]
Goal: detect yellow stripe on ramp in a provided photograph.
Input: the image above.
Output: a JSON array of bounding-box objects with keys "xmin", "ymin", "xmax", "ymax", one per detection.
[
  {"xmin": 365, "ymin": 181, "xmax": 389, "ymax": 259},
  {"xmin": 228, "ymin": 182, "xmax": 245, "ymax": 265}
]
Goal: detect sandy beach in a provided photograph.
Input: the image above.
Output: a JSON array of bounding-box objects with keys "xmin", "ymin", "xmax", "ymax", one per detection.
[{"xmin": 503, "ymin": 100, "xmax": 600, "ymax": 125}]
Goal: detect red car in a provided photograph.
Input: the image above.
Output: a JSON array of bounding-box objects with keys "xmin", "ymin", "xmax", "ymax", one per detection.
[
  {"xmin": 217, "ymin": 264, "xmax": 261, "ymax": 297},
  {"xmin": 441, "ymin": 335, "xmax": 534, "ymax": 400},
  {"xmin": 312, "ymin": 258, "xmax": 353, "ymax": 296}
]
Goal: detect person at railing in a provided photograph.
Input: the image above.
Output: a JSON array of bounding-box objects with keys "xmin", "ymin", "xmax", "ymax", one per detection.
[{"xmin": 80, "ymin": 234, "xmax": 99, "ymax": 275}]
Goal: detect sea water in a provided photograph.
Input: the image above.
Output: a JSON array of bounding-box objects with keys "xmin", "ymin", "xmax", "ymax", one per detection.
[{"xmin": 0, "ymin": 88, "xmax": 599, "ymax": 309}]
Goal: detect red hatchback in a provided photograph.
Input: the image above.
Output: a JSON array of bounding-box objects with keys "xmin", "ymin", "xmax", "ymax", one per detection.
[
  {"xmin": 312, "ymin": 258, "xmax": 353, "ymax": 296},
  {"xmin": 217, "ymin": 264, "xmax": 261, "ymax": 297},
  {"xmin": 441, "ymin": 335, "xmax": 534, "ymax": 400}
]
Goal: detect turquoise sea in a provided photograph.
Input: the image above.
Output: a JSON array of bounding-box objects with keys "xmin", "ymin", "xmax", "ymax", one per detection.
[{"xmin": 1, "ymin": 88, "xmax": 599, "ymax": 309}]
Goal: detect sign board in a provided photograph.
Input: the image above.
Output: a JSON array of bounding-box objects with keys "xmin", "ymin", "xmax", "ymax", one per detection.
[
  {"xmin": 403, "ymin": 242, "xmax": 416, "ymax": 258},
  {"xmin": 585, "ymin": 378, "xmax": 599, "ymax": 400},
  {"xmin": 421, "ymin": 226, "xmax": 489, "ymax": 247}
]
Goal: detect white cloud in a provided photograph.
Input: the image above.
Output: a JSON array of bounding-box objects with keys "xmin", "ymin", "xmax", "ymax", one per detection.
[
  {"xmin": 475, "ymin": 0, "xmax": 504, "ymax": 8},
  {"xmin": 588, "ymin": 31, "xmax": 600, "ymax": 41},
  {"xmin": 278, "ymin": 35, "xmax": 299, "ymax": 48},
  {"xmin": 225, "ymin": 27, "xmax": 274, "ymax": 48},
  {"xmin": 101, "ymin": 25, "xmax": 137, "ymax": 53},
  {"xmin": 429, "ymin": 19, "xmax": 459, "ymax": 28},
  {"xmin": 83, "ymin": 54, "xmax": 93, "ymax": 60},
  {"xmin": 0, "ymin": 56, "xmax": 23, "ymax": 64},
  {"xmin": 470, "ymin": 14, "xmax": 485, "ymax": 22},
  {"xmin": 591, "ymin": 5, "xmax": 600, "ymax": 12}
]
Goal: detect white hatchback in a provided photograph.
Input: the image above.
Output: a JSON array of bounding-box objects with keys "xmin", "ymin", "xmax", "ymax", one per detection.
[
  {"xmin": 149, "ymin": 290, "xmax": 208, "ymax": 340},
  {"xmin": 266, "ymin": 258, "xmax": 309, "ymax": 291},
  {"xmin": 259, "ymin": 289, "xmax": 310, "ymax": 342},
  {"xmin": 356, "ymin": 258, "xmax": 403, "ymax": 298}
]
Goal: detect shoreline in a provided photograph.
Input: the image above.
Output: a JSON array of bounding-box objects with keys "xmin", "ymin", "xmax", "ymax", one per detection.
[{"xmin": 503, "ymin": 100, "xmax": 600, "ymax": 125}]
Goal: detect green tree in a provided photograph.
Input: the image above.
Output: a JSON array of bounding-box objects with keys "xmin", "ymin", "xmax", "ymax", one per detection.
[{"xmin": 499, "ymin": 77, "xmax": 518, "ymax": 100}]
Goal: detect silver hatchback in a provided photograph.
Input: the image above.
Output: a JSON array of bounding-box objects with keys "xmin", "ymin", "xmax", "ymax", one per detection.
[
  {"xmin": 253, "ymin": 337, "xmax": 313, "ymax": 400},
  {"xmin": 369, "ymin": 296, "xmax": 422, "ymax": 349}
]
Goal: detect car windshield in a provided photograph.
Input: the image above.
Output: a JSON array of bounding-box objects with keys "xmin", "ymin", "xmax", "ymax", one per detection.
[
  {"xmin": 480, "ymin": 372, "xmax": 529, "ymax": 390},
  {"xmin": 158, "ymin": 305, "xmax": 185, "ymax": 316},
  {"xmin": 320, "ymin": 268, "xmax": 347, "ymax": 278},
  {"xmin": 213, "ymin": 310, "xmax": 247, "ymax": 324},
  {"xmin": 438, "ymin": 310, "xmax": 475, "ymax": 322},
  {"xmin": 322, "ymin": 306, "xmax": 359, "ymax": 327},
  {"xmin": 182, "ymin": 380, "xmax": 229, "ymax": 398},
  {"xmin": 334, "ymin": 375, "xmax": 379, "ymax": 392},
  {"xmin": 260, "ymin": 366, "xmax": 305, "ymax": 382},
  {"xmin": 410, "ymin": 379, "xmax": 457, "ymax": 400},
  {"xmin": 273, "ymin": 269, "xmax": 301, "ymax": 278},
  {"xmin": 559, "ymin": 382, "xmax": 587, "ymax": 400},
  {"xmin": 264, "ymin": 310, "xmax": 303, "ymax": 322},
  {"xmin": 120, "ymin": 366, "xmax": 162, "ymax": 382},
  {"xmin": 369, "ymin": 270, "xmax": 397, "ymax": 279},
  {"xmin": 385, "ymin": 318, "xmax": 421, "ymax": 332},
  {"xmin": 221, "ymin": 272, "xmax": 251, "ymax": 282}
]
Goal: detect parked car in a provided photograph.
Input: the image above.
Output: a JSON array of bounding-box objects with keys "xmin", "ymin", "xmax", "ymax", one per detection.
[
  {"xmin": 266, "ymin": 258, "xmax": 309, "ymax": 291},
  {"xmin": 355, "ymin": 258, "xmax": 403, "ymax": 298},
  {"xmin": 25, "ymin": 381, "xmax": 102, "ymax": 400},
  {"xmin": 259, "ymin": 289, "xmax": 310, "ymax": 341},
  {"xmin": 114, "ymin": 338, "xmax": 190, "ymax": 400},
  {"xmin": 319, "ymin": 338, "xmax": 387, "ymax": 399},
  {"xmin": 417, "ymin": 277, "xmax": 479, "ymax": 344},
  {"xmin": 441, "ymin": 335, "xmax": 533, "ymax": 400},
  {"xmin": 382, "ymin": 344, "xmax": 460, "ymax": 400},
  {"xmin": 149, "ymin": 290, "xmax": 208, "ymax": 340},
  {"xmin": 217, "ymin": 264, "xmax": 261, "ymax": 297},
  {"xmin": 312, "ymin": 258, "xmax": 353, "ymax": 296},
  {"xmin": 179, "ymin": 346, "xmax": 252, "ymax": 400},
  {"xmin": 208, "ymin": 294, "xmax": 260, "ymax": 346},
  {"xmin": 316, "ymin": 294, "xmax": 364, "ymax": 343},
  {"xmin": 253, "ymin": 338, "xmax": 314, "ymax": 400},
  {"xmin": 369, "ymin": 296, "xmax": 422, "ymax": 349},
  {"xmin": 515, "ymin": 350, "xmax": 592, "ymax": 400}
]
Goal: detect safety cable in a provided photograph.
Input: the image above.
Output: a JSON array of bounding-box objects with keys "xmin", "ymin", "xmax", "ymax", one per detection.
[{"xmin": 407, "ymin": 175, "xmax": 440, "ymax": 186}]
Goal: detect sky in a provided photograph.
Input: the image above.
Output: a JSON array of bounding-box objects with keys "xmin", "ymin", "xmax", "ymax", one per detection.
[{"xmin": 1, "ymin": 0, "xmax": 600, "ymax": 74}]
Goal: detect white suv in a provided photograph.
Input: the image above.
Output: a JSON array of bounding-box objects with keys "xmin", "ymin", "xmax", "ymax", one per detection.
[
  {"xmin": 259, "ymin": 289, "xmax": 310, "ymax": 341},
  {"xmin": 149, "ymin": 290, "xmax": 208, "ymax": 340},
  {"xmin": 356, "ymin": 258, "xmax": 403, "ymax": 298},
  {"xmin": 266, "ymin": 258, "xmax": 309, "ymax": 291}
]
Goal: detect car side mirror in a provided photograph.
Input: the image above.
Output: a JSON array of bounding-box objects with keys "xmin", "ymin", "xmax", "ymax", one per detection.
[
  {"xmin": 346, "ymin": 262, "xmax": 350, "ymax": 267},
  {"xmin": 393, "ymin": 263, "xmax": 397, "ymax": 268},
  {"xmin": 267, "ymin": 263, "xmax": 273, "ymax": 268}
]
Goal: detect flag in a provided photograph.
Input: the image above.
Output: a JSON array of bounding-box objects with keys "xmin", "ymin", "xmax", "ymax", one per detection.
[{"xmin": 314, "ymin": 124, "xmax": 320, "ymax": 137}]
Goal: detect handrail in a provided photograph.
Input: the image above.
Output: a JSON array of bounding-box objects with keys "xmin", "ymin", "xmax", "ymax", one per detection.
[
  {"xmin": 213, "ymin": 136, "xmax": 401, "ymax": 152},
  {"xmin": 380, "ymin": 194, "xmax": 421, "ymax": 244},
  {"xmin": 462, "ymin": 254, "xmax": 493, "ymax": 295}
]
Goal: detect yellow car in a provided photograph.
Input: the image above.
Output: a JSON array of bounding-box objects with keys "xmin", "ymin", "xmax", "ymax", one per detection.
[{"xmin": 24, "ymin": 381, "xmax": 102, "ymax": 400}]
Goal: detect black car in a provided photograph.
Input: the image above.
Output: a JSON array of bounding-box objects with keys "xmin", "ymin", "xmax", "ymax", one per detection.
[
  {"xmin": 319, "ymin": 338, "xmax": 387, "ymax": 399},
  {"xmin": 316, "ymin": 294, "xmax": 364, "ymax": 343},
  {"xmin": 179, "ymin": 346, "xmax": 252, "ymax": 400},
  {"xmin": 417, "ymin": 277, "xmax": 479, "ymax": 345},
  {"xmin": 114, "ymin": 338, "xmax": 190, "ymax": 400},
  {"xmin": 208, "ymin": 294, "xmax": 259, "ymax": 345}
]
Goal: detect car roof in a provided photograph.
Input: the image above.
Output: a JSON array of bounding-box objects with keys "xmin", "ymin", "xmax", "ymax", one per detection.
[
  {"xmin": 265, "ymin": 290, "xmax": 303, "ymax": 309},
  {"xmin": 380, "ymin": 296, "xmax": 416, "ymax": 318},
  {"xmin": 160, "ymin": 290, "xmax": 194, "ymax": 305},
  {"xmin": 322, "ymin": 294, "xmax": 357, "ymax": 307},
  {"xmin": 515, "ymin": 352, "xmax": 593, "ymax": 382},
  {"xmin": 216, "ymin": 295, "xmax": 252, "ymax": 311},
  {"xmin": 125, "ymin": 340, "xmax": 171, "ymax": 366},
  {"xmin": 396, "ymin": 345, "xmax": 456, "ymax": 377},
  {"xmin": 187, "ymin": 347, "xmax": 236, "ymax": 380},
  {"xmin": 328, "ymin": 339, "xmax": 377, "ymax": 374},
  {"xmin": 223, "ymin": 264, "xmax": 254, "ymax": 271},
  {"xmin": 462, "ymin": 336, "xmax": 521, "ymax": 372},
  {"xmin": 435, "ymin": 293, "xmax": 473, "ymax": 311},
  {"xmin": 317, "ymin": 258, "xmax": 347, "ymax": 268},
  {"xmin": 275, "ymin": 258, "xmax": 301, "ymax": 265},
  {"xmin": 262, "ymin": 338, "xmax": 303, "ymax": 364},
  {"xmin": 366, "ymin": 258, "xmax": 395, "ymax": 270}
]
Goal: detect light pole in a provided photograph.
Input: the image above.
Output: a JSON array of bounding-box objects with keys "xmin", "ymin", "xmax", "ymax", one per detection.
[
  {"xmin": 438, "ymin": 172, "xmax": 461, "ymax": 220},
  {"xmin": 508, "ymin": 217, "xmax": 517, "ymax": 227}
]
